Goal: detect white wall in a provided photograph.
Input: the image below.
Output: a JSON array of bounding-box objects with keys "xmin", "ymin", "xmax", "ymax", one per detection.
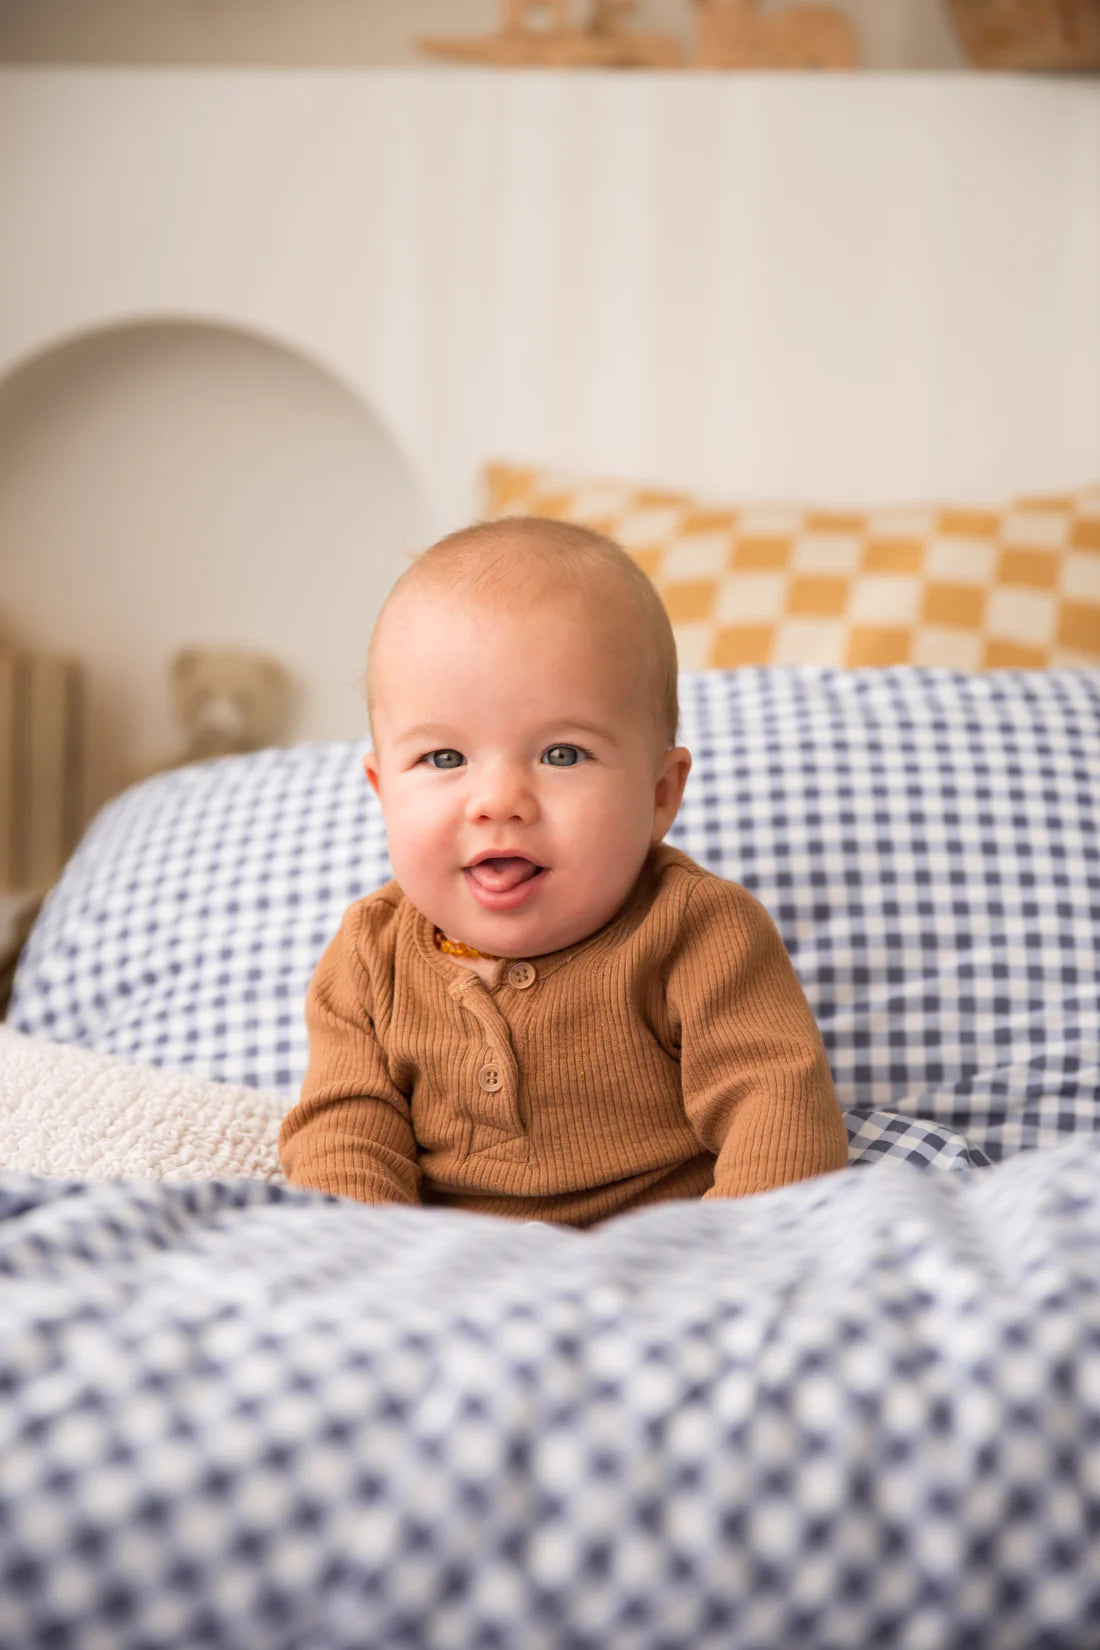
[
  {"xmin": 0, "ymin": 69, "xmax": 1098, "ymax": 813},
  {"xmin": 0, "ymin": 321, "xmax": 425, "ymax": 807}
]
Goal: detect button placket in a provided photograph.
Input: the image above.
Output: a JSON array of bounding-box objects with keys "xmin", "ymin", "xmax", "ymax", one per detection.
[{"xmin": 451, "ymin": 979, "xmax": 525, "ymax": 1142}]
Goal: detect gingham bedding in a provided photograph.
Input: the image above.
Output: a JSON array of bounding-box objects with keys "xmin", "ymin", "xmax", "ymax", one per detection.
[
  {"xmin": 9, "ymin": 667, "xmax": 1100, "ymax": 1172},
  {"xmin": 4, "ymin": 665, "xmax": 1100, "ymax": 1649},
  {"xmin": 3, "ymin": 1138, "xmax": 1100, "ymax": 1650}
]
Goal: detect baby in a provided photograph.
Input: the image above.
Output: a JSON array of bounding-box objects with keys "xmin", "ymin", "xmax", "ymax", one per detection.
[{"xmin": 278, "ymin": 517, "xmax": 848, "ymax": 1224}]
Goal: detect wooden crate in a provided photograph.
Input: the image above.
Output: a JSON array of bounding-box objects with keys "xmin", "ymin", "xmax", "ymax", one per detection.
[
  {"xmin": 946, "ymin": 0, "xmax": 1100, "ymax": 67},
  {"xmin": 0, "ymin": 650, "xmax": 84, "ymax": 895}
]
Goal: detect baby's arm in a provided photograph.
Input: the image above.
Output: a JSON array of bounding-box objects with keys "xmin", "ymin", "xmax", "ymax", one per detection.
[
  {"xmin": 669, "ymin": 876, "xmax": 848, "ymax": 1199},
  {"xmin": 279, "ymin": 906, "xmax": 420, "ymax": 1205}
]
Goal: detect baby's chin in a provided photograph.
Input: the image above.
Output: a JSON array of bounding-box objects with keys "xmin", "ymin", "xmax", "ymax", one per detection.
[{"xmin": 452, "ymin": 906, "xmax": 616, "ymax": 961}]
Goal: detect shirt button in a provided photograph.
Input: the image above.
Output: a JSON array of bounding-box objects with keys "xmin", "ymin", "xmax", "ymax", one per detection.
[
  {"xmin": 478, "ymin": 1063, "xmax": 503, "ymax": 1093},
  {"xmin": 506, "ymin": 960, "xmax": 536, "ymax": 990}
]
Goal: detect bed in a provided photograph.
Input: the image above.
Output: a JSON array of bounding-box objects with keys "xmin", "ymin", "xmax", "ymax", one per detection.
[{"xmin": 3, "ymin": 652, "xmax": 1100, "ymax": 1648}]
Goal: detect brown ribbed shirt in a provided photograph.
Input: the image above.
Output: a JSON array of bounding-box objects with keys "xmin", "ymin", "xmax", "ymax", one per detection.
[{"xmin": 279, "ymin": 844, "xmax": 848, "ymax": 1225}]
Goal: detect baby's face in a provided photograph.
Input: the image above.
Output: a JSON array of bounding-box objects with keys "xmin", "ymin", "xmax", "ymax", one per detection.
[{"xmin": 366, "ymin": 587, "xmax": 690, "ymax": 958}]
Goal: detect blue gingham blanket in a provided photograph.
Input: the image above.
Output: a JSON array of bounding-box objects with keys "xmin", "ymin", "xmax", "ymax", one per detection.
[{"xmin": 3, "ymin": 1142, "xmax": 1100, "ymax": 1650}]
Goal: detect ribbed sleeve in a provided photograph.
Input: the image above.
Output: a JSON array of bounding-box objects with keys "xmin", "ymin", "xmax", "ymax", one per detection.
[
  {"xmin": 668, "ymin": 877, "xmax": 848, "ymax": 1198},
  {"xmin": 278, "ymin": 896, "xmax": 421, "ymax": 1205}
]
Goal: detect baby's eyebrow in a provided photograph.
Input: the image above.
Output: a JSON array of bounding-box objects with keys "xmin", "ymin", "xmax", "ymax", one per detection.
[
  {"xmin": 395, "ymin": 723, "xmax": 457, "ymax": 745},
  {"xmin": 546, "ymin": 719, "xmax": 619, "ymax": 744}
]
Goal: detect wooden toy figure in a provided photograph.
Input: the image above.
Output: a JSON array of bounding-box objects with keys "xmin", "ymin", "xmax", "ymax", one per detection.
[
  {"xmin": 693, "ymin": 0, "xmax": 858, "ymax": 67},
  {"xmin": 419, "ymin": 0, "xmax": 679, "ymax": 65}
]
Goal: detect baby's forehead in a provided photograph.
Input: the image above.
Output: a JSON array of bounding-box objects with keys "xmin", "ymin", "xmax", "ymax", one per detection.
[{"xmin": 371, "ymin": 584, "xmax": 651, "ymax": 714}]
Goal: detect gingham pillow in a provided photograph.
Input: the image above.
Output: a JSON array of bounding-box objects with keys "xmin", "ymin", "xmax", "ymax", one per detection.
[
  {"xmin": 10, "ymin": 669, "xmax": 1099, "ymax": 1170},
  {"xmin": 484, "ymin": 463, "xmax": 1100, "ymax": 672}
]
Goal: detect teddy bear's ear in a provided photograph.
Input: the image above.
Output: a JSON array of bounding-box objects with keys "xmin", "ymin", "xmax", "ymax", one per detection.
[
  {"xmin": 261, "ymin": 660, "xmax": 288, "ymax": 694},
  {"xmin": 171, "ymin": 648, "xmax": 200, "ymax": 686}
]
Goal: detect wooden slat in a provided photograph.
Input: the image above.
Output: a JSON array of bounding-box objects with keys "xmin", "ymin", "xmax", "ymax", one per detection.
[
  {"xmin": 0, "ymin": 653, "xmax": 84, "ymax": 896},
  {"xmin": 16, "ymin": 654, "xmax": 82, "ymax": 892}
]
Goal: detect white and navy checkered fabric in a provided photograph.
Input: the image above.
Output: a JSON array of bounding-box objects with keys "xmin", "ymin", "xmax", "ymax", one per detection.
[
  {"xmin": 10, "ymin": 668, "xmax": 1100, "ymax": 1170},
  {"xmin": 11, "ymin": 740, "xmax": 389, "ymax": 1094},
  {"xmin": 667, "ymin": 668, "xmax": 1100, "ymax": 1168},
  {"xmin": 3, "ymin": 1139, "xmax": 1100, "ymax": 1649}
]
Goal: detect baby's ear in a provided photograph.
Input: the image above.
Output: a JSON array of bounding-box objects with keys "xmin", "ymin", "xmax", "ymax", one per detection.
[
  {"xmin": 363, "ymin": 751, "xmax": 382, "ymax": 799},
  {"xmin": 651, "ymin": 746, "xmax": 692, "ymax": 843}
]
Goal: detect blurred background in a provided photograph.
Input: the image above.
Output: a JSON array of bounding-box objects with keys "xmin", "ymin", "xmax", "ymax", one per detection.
[
  {"xmin": 0, "ymin": 1, "xmax": 968, "ymax": 69},
  {"xmin": 1, "ymin": 0, "xmax": 1098, "ymax": 883}
]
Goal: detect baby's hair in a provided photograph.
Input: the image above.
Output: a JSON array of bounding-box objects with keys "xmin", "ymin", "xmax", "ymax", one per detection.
[{"xmin": 370, "ymin": 516, "xmax": 680, "ymax": 746}]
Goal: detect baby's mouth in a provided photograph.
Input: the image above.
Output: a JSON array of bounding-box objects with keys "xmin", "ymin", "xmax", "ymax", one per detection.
[{"xmin": 465, "ymin": 856, "xmax": 545, "ymax": 894}]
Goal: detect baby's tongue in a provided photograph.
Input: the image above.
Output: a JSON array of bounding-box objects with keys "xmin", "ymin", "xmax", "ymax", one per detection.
[{"xmin": 467, "ymin": 857, "xmax": 540, "ymax": 893}]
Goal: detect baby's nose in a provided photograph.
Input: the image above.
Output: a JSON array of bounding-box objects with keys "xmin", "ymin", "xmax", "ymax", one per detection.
[{"xmin": 466, "ymin": 761, "xmax": 536, "ymax": 822}]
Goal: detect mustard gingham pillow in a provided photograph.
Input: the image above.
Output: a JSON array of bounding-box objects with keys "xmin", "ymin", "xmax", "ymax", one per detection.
[{"xmin": 484, "ymin": 463, "xmax": 1100, "ymax": 671}]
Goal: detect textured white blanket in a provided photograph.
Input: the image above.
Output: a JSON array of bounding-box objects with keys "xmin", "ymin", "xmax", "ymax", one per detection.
[{"xmin": 0, "ymin": 1025, "xmax": 285, "ymax": 1181}]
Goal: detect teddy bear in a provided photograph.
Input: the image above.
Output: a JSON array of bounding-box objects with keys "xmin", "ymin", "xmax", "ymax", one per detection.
[{"xmin": 167, "ymin": 646, "xmax": 293, "ymax": 766}]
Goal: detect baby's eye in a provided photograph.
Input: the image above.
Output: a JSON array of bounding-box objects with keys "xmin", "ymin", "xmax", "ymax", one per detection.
[
  {"xmin": 423, "ymin": 749, "xmax": 465, "ymax": 770},
  {"xmin": 542, "ymin": 744, "xmax": 587, "ymax": 768}
]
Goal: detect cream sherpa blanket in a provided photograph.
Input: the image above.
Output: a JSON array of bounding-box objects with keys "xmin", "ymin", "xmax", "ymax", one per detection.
[{"xmin": 0, "ymin": 1025, "xmax": 285, "ymax": 1181}]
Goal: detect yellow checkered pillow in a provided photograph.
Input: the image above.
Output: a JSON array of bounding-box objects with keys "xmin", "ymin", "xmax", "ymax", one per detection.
[{"xmin": 483, "ymin": 463, "xmax": 1100, "ymax": 671}]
